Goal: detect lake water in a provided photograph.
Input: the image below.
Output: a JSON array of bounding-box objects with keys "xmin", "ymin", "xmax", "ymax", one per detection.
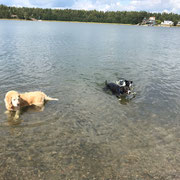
[{"xmin": 0, "ymin": 20, "xmax": 180, "ymax": 179}]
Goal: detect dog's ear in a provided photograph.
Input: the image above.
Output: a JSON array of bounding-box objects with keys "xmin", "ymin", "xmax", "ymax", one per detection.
[
  {"xmin": 5, "ymin": 94, "xmax": 13, "ymax": 110},
  {"xmin": 125, "ymin": 80, "xmax": 129, "ymax": 85}
]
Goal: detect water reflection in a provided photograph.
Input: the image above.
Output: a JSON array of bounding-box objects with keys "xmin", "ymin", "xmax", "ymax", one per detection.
[
  {"xmin": 6, "ymin": 111, "xmax": 23, "ymax": 126},
  {"xmin": 5, "ymin": 105, "xmax": 45, "ymax": 125}
]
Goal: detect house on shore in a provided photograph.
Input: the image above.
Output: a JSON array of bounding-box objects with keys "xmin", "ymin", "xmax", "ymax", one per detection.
[
  {"xmin": 161, "ymin": 20, "xmax": 174, "ymax": 27},
  {"xmin": 141, "ymin": 17, "xmax": 156, "ymax": 26},
  {"xmin": 11, "ymin": 14, "xmax": 18, "ymax": 18}
]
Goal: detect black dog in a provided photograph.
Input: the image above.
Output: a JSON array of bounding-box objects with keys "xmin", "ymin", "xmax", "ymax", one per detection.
[{"xmin": 105, "ymin": 79, "xmax": 133, "ymax": 98}]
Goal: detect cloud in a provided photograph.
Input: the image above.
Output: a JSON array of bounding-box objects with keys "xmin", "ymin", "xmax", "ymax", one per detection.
[
  {"xmin": 169, "ymin": 0, "xmax": 180, "ymax": 13},
  {"xmin": 0, "ymin": 0, "xmax": 180, "ymax": 13},
  {"xmin": 71, "ymin": 0, "xmax": 180, "ymax": 13},
  {"xmin": 72, "ymin": 0, "xmax": 113, "ymax": 11},
  {"xmin": 0, "ymin": 0, "xmax": 32, "ymax": 7},
  {"xmin": 71, "ymin": 0, "xmax": 136, "ymax": 11},
  {"xmin": 129, "ymin": 0, "xmax": 162, "ymax": 11},
  {"xmin": 128, "ymin": 0, "xmax": 180, "ymax": 13},
  {"xmin": 0, "ymin": 0, "xmax": 75, "ymax": 8}
]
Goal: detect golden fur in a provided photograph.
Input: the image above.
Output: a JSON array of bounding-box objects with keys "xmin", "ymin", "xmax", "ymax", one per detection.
[{"xmin": 4, "ymin": 90, "xmax": 58, "ymax": 111}]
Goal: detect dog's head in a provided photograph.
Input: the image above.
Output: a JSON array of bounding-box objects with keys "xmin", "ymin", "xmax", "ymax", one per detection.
[
  {"xmin": 116, "ymin": 79, "xmax": 133, "ymax": 95},
  {"xmin": 11, "ymin": 94, "xmax": 20, "ymax": 108},
  {"xmin": 116, "ymin": 79, "xmax": 133, "ymax": 88},
  {"xmin": 122, "ymin": 86, "xmax": 132, "ymax": 95},
  {"xmin": 5, "ymin": 91, "xmax": 20, "ymax": 110}
]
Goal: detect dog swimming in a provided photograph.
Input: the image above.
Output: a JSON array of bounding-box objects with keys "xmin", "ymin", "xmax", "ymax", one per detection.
[{"xmin": 105, "ymin": 79, "xmax": 136, "ymax": 100}]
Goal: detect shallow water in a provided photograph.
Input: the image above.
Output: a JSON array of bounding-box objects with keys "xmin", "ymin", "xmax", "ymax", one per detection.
[{"xmin": 0, "ymin": 20, "xmax": 180, "ymax": 179}]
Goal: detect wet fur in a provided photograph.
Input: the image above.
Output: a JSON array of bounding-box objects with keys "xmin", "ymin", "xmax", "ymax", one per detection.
[
  {"xmin": 105, "ymin": 80, "xmax": 133, "ymax": 98},
  {"xmin": 4, "ymin": 90, "xmax": 58, "ymax": 111}
]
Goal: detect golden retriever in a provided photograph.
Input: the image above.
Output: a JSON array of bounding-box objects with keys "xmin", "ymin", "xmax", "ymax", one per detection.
[{"xmin": 4, "ymin": 90, "xmax": 58, "ymax": 111}]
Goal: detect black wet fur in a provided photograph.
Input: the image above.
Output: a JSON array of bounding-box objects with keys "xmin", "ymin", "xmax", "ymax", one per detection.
[{"xmin": 105, "ymin": 80, "xmax": 131, "ymax": 98}]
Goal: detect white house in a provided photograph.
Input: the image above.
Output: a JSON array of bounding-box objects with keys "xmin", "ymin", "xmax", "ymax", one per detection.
[
  {"xmin": 177, "ymin": 21, "xmax": 180, "ymax": 26},
  {"xmin": 161, "ymin": 20, "xmax": 174, "ymax": 26}
]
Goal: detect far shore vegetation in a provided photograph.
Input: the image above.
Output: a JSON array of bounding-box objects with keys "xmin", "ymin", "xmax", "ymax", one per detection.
[{"xmin": 1, "ymin": 4, "xmax": 180, "ymax": 26}]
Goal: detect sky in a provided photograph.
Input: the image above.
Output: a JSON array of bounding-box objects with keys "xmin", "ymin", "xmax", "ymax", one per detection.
[{"xmin": 0, "ymin": 0, "xmax": 180, "ymax": 14}]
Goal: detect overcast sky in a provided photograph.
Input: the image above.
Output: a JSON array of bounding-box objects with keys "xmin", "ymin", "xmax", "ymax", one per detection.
[{"xmin": 0, "ymin": 0, "xmax": 180, "ymax": 14}]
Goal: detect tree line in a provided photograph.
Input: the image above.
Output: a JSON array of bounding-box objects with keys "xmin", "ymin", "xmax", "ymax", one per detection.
[{"xmin": 0, "ymin": 4, "xmax": 180, "ymax": 25}]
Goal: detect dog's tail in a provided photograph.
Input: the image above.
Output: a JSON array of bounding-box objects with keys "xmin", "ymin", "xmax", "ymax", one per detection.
[
  {"xmin": 45, "ymin": 95, "xmax": 59, "ymax": 101},
  {"xmin": 105, "ymin": 80, "xmax": 108, "ymax": 86}
]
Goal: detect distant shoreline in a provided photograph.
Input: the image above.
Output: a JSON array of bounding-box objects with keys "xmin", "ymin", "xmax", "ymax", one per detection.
[
  {"xmin": 0, "ymin": 18, "xmax": 134, "ymax": 26},
  {"xmin": 0, "ymin": 18, "xmax": 179, "ymax": 27},
  {"xmin": 1, "ymin": 4, "xmax": 180, "ymax": 27}
]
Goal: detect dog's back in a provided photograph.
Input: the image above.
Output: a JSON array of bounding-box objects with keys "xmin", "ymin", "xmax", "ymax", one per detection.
[
  {"xmin": 20, "ymin": 91, "xmax": 58, "ymax": 106},
  {"xmin": 106, "ymin": 82, "xmax": 125, "ymax": 96}
]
